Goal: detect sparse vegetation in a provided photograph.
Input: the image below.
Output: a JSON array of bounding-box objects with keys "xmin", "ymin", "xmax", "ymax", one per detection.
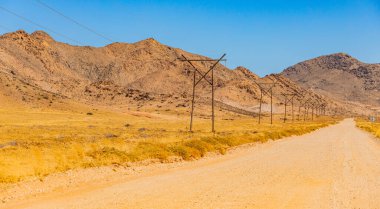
[
  {"xmin": 355, "ymin": 118, "xmax": 380, "ymax": 138},
  {"xmin": 0, "ymin": 107, "xmax": 337, "ymax": 183}
]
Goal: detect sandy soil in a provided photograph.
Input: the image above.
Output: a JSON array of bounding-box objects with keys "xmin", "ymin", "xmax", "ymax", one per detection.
[{"xmin": 2, "ymin": 118, "xmax": 380, "ymax": 209}]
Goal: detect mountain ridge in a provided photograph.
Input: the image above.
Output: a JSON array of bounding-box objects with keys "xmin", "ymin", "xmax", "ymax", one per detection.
[
  {"xmin": 0, "ymin": 30, "xmax": 363, "ymax": 115},
  {"xmin": 281, "ymin": 52, "xmax": 380, "ymax": 106}
]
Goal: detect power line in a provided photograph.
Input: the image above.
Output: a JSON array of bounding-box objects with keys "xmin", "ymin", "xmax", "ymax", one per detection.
[
  {"xmin": 0, "ymin": 24, "xmax": 11, "ymax": 32},
  {"xmin": 0, "ymin": 6, "xmax": 82, "ymax": 45},
  {"xmin": 35, "ymin": 0, "xmax": 114, "ymax": 42}
]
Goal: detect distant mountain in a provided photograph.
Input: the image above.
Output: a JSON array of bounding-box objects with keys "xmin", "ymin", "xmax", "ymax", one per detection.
[
  {"xmin": 0, "ymin": 30, "xmax": 341, "ymax": 115},
  {"xmin": 281, "ymin": 53, "xmax": 380, "ymax": 106}
]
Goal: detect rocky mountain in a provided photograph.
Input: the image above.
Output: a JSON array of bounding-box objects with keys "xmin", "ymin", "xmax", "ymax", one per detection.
[
  {"xmin": 0, "ymin": 30, "xmax": 343, "ymax": 115},
  {"xmin": 281, "ymin": 53, "xmax": 380, "ymax": 106}
]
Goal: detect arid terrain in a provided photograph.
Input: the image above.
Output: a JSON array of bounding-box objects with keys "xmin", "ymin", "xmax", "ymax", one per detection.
[
  {"xmin": 0, "ymin": 30, "xmax": 370, "ymax": 115},
  {"xmin": 2, "ymin": 119, "xmax": 380, "ymax": 209},
  {"xmin": 282, "ymin": 53, "xmax": 380, "ymax": 106},
  {"xmin": 1, "ymin": 29, "xmax": 380, "ymax": 209}
]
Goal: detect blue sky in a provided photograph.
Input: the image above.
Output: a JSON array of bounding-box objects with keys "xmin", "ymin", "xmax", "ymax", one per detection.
[{"xmin": 0, "ymin": 0, "xmax": 379, "ymax": 76}]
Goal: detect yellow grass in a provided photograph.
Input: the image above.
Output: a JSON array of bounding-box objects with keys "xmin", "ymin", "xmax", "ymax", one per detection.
[
  {"xmin": 0, "ymin": 107, "xmax": 337, "ymax": 183},
  {"xmin": 355, "ymin": 118, "xmax": 380, "ymax": 138}
]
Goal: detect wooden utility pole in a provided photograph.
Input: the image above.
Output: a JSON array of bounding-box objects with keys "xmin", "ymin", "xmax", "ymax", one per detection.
[
  {"xmin": 255, "ymin": 82, "xmax": 276, "ymax": 124},
  {"xmin": 302, "ymin": 98, "xmax": 312, "ymax": 121},
  {"xmin": 312, "ymin": 100, "xmax": 323, "ymax": 119},
  {"xmin": 291, "ymin": 96, "xmax": 294, "ymax": 122},
  {"xmin": 295, "ymin": 92, "xmax": 306, "ymax": 121},
  {"xmin": 259, "ymin": 90, "xmax": 263, "ymax": 124},
  {"xmin": 310, "ymin": 102, "xmax": 318, "ymax": 120},
  {"xmin": 304, "ymin": 103, "xmax": 308, "ymax": 121},
  {"xmin": 190, "ymin": 66, "xmax": 196, "ymax": 131},
  {"xmin": 282, "ymin": 93, "xmax": 297, "ymax": 123},
  {"xmin": 321, "ymin": 102, "xmax": 327, "ymax": 116},
  {"xmin": 297, "ymin": 96, "xmax": 307, "ymax": 121},
  {"xmin": 180, "ymin": 54, "xmax": 226, "ymax": 132},
  {"xmin": 298, "ymin": 103, "xmax": 302, "ymax": 121},
  {"xmin": 270, "ymin": 88, "xmax": 273, "ymax": 124}
]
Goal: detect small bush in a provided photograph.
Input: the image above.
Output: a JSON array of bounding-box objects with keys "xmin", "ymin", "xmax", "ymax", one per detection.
[
  {"xmin": 105, "ymin": 133, "xmax": 118, "ymax": 138},
  {"xmin": 87, "ymin": 147, "xmax": 129, "ymax": 165},
  {"xmin": 130, "ymin": 142, "xmax": 171, "ymax": 161}
]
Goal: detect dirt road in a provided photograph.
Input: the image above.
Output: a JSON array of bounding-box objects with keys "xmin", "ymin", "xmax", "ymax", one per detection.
[{"xmin": 3, "ymin": 119, "xmax": 380, "ymax": 209}]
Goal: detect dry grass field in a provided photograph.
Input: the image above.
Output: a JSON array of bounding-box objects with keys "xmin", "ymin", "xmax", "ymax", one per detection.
[
  {"xmin": 355, "ymin": 118, "xmax": 380, "ymax": 138},
  {"xmin": 0, "ymin": 106, "xmax": 337, "ymax": 183}
]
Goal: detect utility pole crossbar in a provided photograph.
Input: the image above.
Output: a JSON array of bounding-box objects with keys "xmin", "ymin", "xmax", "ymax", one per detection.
[{"xmin": 178, "ymin": 59, "xmax": 227, "ymax": 62}]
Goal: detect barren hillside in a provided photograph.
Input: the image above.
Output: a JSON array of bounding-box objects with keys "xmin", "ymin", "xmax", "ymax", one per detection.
[
  {"xmin": 281, "ymin": 53, "xmax": 380, "ymax": 106},
  {"xmin": 0, "ymin": 30, "xmax": 334, "ymax": 115},
  {"xmin": 0, "ymin": 31, "xmax": 366, "ymax": 114}
]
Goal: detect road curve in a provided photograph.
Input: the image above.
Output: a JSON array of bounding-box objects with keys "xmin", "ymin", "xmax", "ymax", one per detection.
[{"xmin": 3, "ymin": 119, "xmax": 380, "ymax": 209}]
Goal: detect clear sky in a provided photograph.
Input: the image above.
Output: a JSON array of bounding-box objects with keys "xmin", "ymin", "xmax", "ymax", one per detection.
[{"xmin": 0, "ymin": 0, "xmax": 379, "ymax": 76}]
